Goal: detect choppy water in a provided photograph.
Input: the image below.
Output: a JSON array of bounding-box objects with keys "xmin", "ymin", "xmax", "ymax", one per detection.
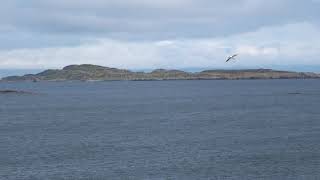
[{"xmin": 1, "ymin": 80, "xmax": 320, "ymax": 180}]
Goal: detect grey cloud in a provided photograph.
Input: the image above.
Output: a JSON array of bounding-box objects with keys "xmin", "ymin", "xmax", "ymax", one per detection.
[
  {"xmin": 0, "ymin": 22, "xmax": 319, "ymax": 70},
  {"xmin": 0, "ymin": 0, "xmax": 319, "ymax": 56},
  {"xmin": 4, "ymin": 0, "xmax": 319, "ymax": 38}
]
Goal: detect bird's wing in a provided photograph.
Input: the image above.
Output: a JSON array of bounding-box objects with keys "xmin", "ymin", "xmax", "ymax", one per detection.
[
  {"xmin": 226, "ymin": 55, "xmax": 236, "ymax": 62},
  {"xmin": 226, "ymin": 54, "xmax": 239, "ymax": 62}
]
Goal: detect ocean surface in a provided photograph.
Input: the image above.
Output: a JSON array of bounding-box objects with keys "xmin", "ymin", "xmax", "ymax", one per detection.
[{"xmin": 1, "ymin": 80, "xmax": 320, "ymax": 180}]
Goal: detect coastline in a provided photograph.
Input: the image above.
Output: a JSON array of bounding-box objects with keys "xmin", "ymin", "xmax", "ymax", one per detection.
[{"xmin": 1, "ymin": 64, "xmax": 319, "ymax": 82}]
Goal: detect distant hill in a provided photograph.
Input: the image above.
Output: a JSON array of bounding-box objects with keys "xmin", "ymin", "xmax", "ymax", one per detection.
[
  {"xmin": 0, "ymin": 69, "xmax": 43, "ymax": 78},
  {"xmin": 1, "ymin": 64, "xmax": 319, "ymax": 82}
]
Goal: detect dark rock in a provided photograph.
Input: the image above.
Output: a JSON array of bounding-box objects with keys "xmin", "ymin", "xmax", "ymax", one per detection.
[
  {"xmin": 0, "ymin": 90, "xmax": 33, "ymax": 94},
  {"xmin": 288, "ymin": 92, "xmax": 303, "ymax": 95}
]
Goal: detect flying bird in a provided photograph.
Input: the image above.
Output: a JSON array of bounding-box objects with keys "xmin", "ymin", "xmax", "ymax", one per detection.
[{"xmin": 226, "ymin": 54, "xmax": 238, "ymax": 62}]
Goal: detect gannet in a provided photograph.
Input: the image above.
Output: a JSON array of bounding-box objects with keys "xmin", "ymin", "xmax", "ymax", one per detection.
[{"xmin": 226, "ymin": 54, "xmax": 238, "ymax": 62}]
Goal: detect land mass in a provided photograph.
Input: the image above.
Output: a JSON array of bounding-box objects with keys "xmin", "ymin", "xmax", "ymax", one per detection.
[{"xmin": 1, "ymin": 64, "xmax": 319, "ymax": 82}]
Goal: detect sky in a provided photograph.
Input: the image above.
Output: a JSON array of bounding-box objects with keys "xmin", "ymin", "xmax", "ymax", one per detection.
[{"xmin": 0, "ymin": 0, "xmax": 319, "ymax": 72}]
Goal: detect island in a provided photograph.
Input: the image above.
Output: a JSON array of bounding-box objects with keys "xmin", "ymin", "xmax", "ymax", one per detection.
[{"xmin": 1, "ymin": 64, "xmax": 319, "ymax": 82}]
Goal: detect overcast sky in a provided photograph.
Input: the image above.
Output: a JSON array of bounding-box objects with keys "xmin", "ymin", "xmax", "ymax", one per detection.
[{"xmin": 0, "ymin": 0, "xmax": 319, "ymax": 71}]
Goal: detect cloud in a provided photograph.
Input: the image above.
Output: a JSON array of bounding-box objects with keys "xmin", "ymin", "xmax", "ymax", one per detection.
[
  {"xmin": 0, "ymin": 22, "xmax": 319, "ymax": 70},
  {"xmin": 2, "ymin": 0, "xmax": 319, "ymax": 40},
  {"xmin": 0, "ymin": 1, "xmax": 319, "ymax": 70}
]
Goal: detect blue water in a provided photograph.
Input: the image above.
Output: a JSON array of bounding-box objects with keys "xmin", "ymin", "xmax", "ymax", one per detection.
[{"xmin": 1, "ymin": 80, "xmax": 320, "ymax": 180}]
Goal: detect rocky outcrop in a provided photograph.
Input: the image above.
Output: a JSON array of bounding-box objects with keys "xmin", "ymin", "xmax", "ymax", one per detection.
[
  {"xmin": 1, "ymin": 64, "xmax": 319, "ymax": 82},
  {"xmin": 0, "ymin": 90, "xmax": 33, "ymax": 94}
]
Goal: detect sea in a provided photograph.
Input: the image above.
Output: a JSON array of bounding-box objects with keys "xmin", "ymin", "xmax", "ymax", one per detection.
[{"xmin": 1, "ymin": 79, "xmax": 320, "ymax": 180}]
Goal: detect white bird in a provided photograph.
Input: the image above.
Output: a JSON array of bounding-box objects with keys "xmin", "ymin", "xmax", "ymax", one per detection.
[{"xmin": 226, "ymin": 54, "xmax": 238, "ymax": 62}]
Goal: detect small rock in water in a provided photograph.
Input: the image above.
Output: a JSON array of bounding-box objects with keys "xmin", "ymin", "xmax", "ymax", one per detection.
[
  {"xmin": 0, "ymin": 90, "xmax": 33, "ymax": 94},
  {"xmin": 288, "ymin": 92, "xmax": 302, "ymax": 95}
]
